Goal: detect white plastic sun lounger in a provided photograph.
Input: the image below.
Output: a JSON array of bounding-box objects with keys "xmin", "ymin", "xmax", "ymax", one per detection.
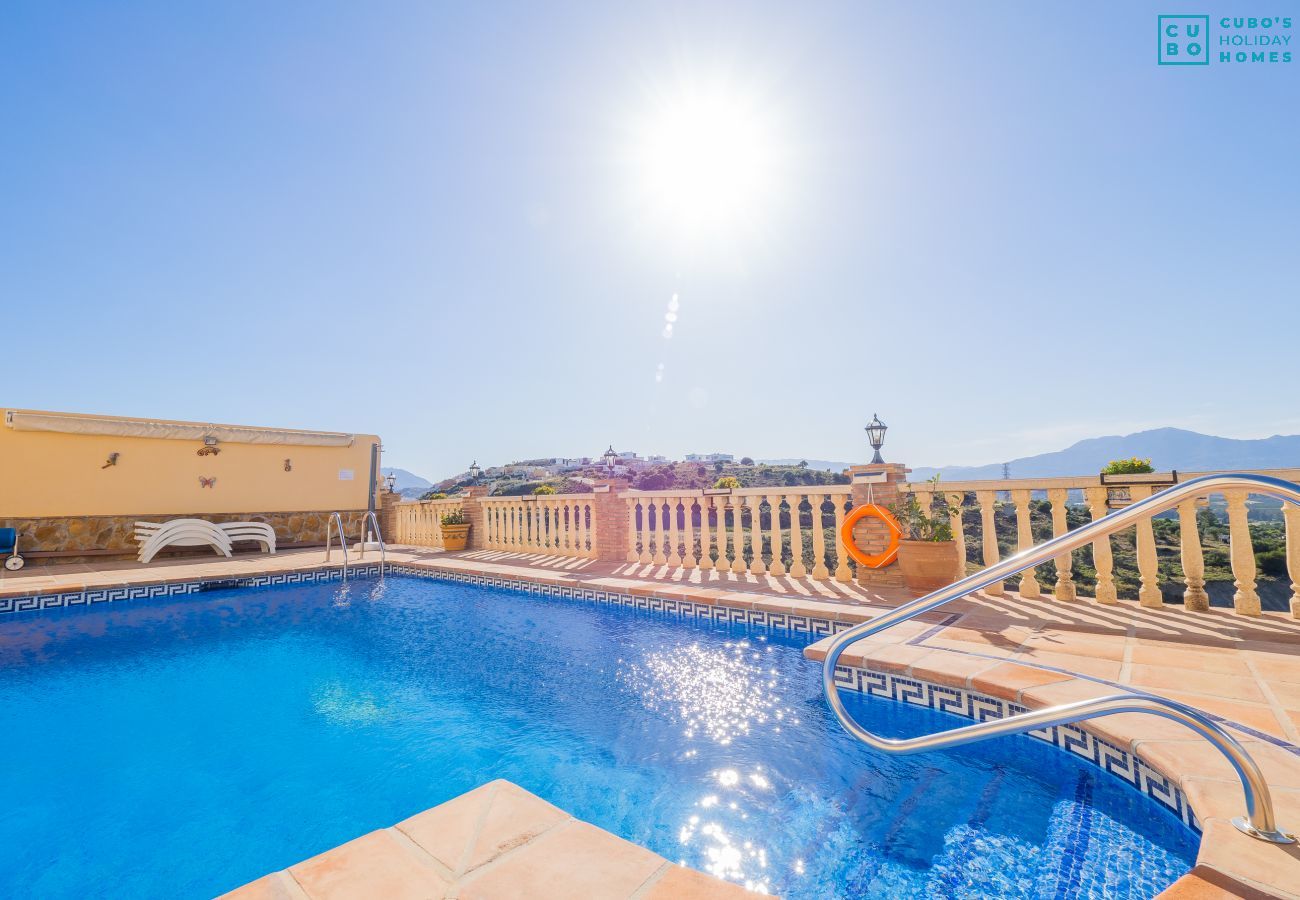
[
  {"xmin": 134, "ymin": 519, "xmax": 233, "ymax": 564},
  {"xmin": 217, "ymin": 522, "xmax": 276, "ymax": 554}
]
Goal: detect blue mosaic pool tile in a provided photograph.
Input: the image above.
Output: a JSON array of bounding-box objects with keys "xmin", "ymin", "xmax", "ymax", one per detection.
[{"xmin": 2, "ymin": 558, "xmax": 1198, "ymax": 836}]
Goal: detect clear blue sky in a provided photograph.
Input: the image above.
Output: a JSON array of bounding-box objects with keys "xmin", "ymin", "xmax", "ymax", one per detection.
[{"xmin": 3, "ymin": 2, "xmax": 1296, "ymax": 480}]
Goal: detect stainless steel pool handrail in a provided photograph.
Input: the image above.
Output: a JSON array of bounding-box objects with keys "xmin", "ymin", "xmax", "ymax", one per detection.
[
  {"xmin": 823, "ymin": 472, "xmax": 1300, "ymax": 844},
  {"xmin": 357, "ymin": 509, "xmax": 386, "ymax": 574},
  {"xmin": 324, "ymin": 511, "xmax": 349, "ymax": 581}
]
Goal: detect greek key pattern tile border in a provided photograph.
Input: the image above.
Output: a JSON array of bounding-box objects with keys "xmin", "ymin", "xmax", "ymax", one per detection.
[
  {"xmin": 832, "ymin": 665, "xmax": 1198, "ymax": 833},
  {"xmin": 385, "ymin": 564, "xmax": 856, "ymax": 637},
  {"xmin": 0, "ymin": 565, "xmax": 381, "ymax": 616}
]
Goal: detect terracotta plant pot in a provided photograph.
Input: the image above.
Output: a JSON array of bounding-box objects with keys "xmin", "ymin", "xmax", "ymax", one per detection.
[
  {"xmin": 897, "ymin": 539, "xmax": 960, "ymax": 595},
  {"xmin": 440, "ymin": 523, "xmax": 470, "ymax": 552}
]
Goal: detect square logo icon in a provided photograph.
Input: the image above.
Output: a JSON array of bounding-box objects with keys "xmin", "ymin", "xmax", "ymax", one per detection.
[{"xmin": 1158, "ymin": 15, "xmax": 1210, "ymax": 65}]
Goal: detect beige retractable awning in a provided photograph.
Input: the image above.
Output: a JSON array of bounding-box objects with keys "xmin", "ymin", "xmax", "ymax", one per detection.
[{"xmin": 4, "ymin": 411, "xmax": 355, "ymax": 447}]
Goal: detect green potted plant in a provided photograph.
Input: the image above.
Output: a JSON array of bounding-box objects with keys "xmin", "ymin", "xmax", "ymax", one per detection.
[
  {"xmin": 891, "ymin": 485, "xmax": 959, "ymax": 595},
  {"xmin": 440, "ymin": 508, "xmax": 471, "ymax": 551}
]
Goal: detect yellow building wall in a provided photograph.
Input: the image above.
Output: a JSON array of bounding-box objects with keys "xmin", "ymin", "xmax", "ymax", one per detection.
[{"xmin": 0, "ymin": 408, "xmax": 381, "ymax": 518}]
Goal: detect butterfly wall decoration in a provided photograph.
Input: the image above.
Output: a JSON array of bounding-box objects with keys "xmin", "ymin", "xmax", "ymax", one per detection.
[{"xmin": 199, "ymin": 477, "xmax": 217, "ymax": 489}]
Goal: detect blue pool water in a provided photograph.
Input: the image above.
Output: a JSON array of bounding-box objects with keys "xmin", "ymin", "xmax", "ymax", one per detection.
[{"xmin": 0, "ymin": 575, "xmax": 1197, "ymax": 898}]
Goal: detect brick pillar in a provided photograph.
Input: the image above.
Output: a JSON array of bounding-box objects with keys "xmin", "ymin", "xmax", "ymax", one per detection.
[
  {"xmin": 460, "ymin": 485, "xmax": 491, "ymax": 551},
  {"xmin": 848, "ymin": 463, "xmax": 910, "ymax": 588},
  {"xmin": 590, "ymin": 478, "xmax": 631, "ymax": 561},
  {"xmin": 377, "ymin": 489, "xmax": 402, "ymax": 543}
]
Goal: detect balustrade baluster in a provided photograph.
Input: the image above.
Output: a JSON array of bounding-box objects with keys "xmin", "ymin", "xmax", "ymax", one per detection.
[
  {"xmin": 1130, "ymin": 486, "xmax": 1163, "ymax": 609},
  {"xmin": 767, "ymin": 494, "xmax": 786, "ymax": 576},
  {"xmin": 1225, "ymin": 488, "xmax": 1260, "ymax": 616},
  {"xmin": 576, "ymin": 502, "xmax": 589, "ymax": 557},
  {"xmin": 832, "ymin": 494, "xmax": 851, "ymax": 583},
  {"xmin": 1177, "ymin": 499, "xmax": 1209, "ymax": 611},
  {"xmin": 652, "ymin": 500, "xmax": 667, "ymax": 565},
  {"xmin": 1082, "ymin": 488, "xmax": 1117, "ymax": 604},
  {"xmin": 747, "ymin": 495, "xmax": 766, "ymax": 575},
  {"xmin": 638, "ymin": 499, "xmax": 652, "ymax": 564},
  {"xmin": 975, "ymin": 491, "xmax": 1003, "ymax": 596},
  {"xmin": 788, "ymin": 495, "xmax": 807, "ymax": 578},
  {"xmin": 666, "ymin": 497, "xmax": 683, "ymax": 567},
  {"xmin": 1284, "ymin": 501, "xmax": 1300, "ymax": 618},
  {"xmin": 1011, "ymin": 490, "xmax": 1041, "ymax": 598},
  {"xmin": 1047, "ymin": 489, "xmax": 1076, "ymax": 601},
  {"xmin": 730, "ymin": 498, "xmax": 746, "ymax": 574},
  {"xmin": 682, "ymin": 498, "xmax": 698, "ymax": 568},
  {"xmin": 699, "ymin": 497, "xmax": 714, "ymax": 570},
  {"xmin": 810, "ymin": 494, "xmax": 829, "ymax": 580}
]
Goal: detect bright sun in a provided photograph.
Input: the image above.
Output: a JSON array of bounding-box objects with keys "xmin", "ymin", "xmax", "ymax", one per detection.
[{"xmin": 624, "ymin": 78, "xmax": 784, "ymax": 241}]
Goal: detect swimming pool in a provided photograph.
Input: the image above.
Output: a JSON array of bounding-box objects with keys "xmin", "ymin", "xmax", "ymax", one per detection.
[{"xmin": 0, "ymin": 574, "xmax": 1197, "ymax": 898}]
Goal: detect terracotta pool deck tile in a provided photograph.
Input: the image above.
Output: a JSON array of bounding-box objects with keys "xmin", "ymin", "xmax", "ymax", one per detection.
[
  {"xmin": 1019, "ymin": 678, "xmax": 1117, "ymax": 709},
  {"xmin": 1130, "ymin": 645, "xmax": 1256, "ymax": 677},
  {"xmin": 287, "ymin": 828, "xmax": 451, "ymax": 900},
  {"xmin": 231, "ymin": 781, "xmax": 752, "ymax": 900},
  {"xmin": 1161, "ymin": 865, "xmax": 1277, "ymax": 900},
  {"xmin": 969, "ymin": 662, "xmax": 1072, "ymax": 702},
  {"xmin": 1128, "ymin": 665, "xmax": 1269, "ymax": 704},
  {"xmin": 857, "ymin": 643, "xmax": 934, "ymax": 675},
  {"xmin": 642, "ymin": 864, "xmax": 755, "ymax": 899},
  {"xmin": 1194, "ymin": 818, "xmax": 1300, "ymax": 899},
  {"xmin": 217, "ymin": 872, "xmax": 303, "ymax": 900},
  {"xmin": 1150, "ymin": 692, "xmax": 1288, "ymax": 737},
  {"xmin": 907, "ymin": 649, "xmax": 1002, "ymax": 689},
  {"xmin": 1008, "ymin": 649, "xmax": 1125, "ymax": 681},
  {"xmin": 1263, "ymin": 680, "xmax": 1300, "ymax": 710},
  {"xmin": 456, "ymin": 820, "xmax": 665, "ymax": 900},
  {"xmin": 397, "ymin": 779, "xmax": 568, "ymax": 875},
  {"xmin": 1019, "ymin": 630, "xmax": 1129, "ymax": 660}
]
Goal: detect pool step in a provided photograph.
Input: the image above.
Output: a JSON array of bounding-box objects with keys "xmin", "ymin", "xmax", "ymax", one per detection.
[{"xmin": 218, "ymin": 779, "xmax": 757, "ymax": 900}]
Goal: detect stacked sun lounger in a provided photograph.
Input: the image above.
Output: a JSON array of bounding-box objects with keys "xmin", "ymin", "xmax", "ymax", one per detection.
[{"xmin": 134, "ymin": 519, "xmax": 276, "ymax": 563}]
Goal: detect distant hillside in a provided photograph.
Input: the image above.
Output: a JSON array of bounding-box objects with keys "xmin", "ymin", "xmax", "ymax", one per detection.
[
  {"xmin": 910, "ymin": 428, "xmax": 1300, "ymax": 482},
  {"xmin": 381, "ymin": 467, "xmax": 433, "ymax": 499},
  {"xmin": 758, "ymin": 458, "xmax": 854, "ymax": 472}
]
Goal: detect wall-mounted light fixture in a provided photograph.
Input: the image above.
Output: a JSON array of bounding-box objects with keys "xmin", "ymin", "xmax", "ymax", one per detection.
[{"xmin": 101, "ymin": 452, "xmax": 120, "ymax": 469}]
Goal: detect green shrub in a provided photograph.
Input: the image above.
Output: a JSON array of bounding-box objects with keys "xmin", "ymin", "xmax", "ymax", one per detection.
[
  {"xmin": 713, "ymin": 476, "xmax": 742, "ymax": 489},
  {"xmin": 532, "ymin": 484, "xmax": 556, "ymax": 495},
  {"xmin": 441, "ymin": 509, "xmax": 467, "ymax": 526},
  {"xmin": 1258, "ymin": 548, "xmax": 1288, "ymax": 577}
]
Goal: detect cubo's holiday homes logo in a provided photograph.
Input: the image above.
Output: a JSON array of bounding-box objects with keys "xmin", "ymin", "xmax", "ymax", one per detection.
[
  {"xmin": 1158, "ymin": 14, "xmax": 1294, "ymax": 65},
  {"xmin": 1159, "ymin": 15, "xmax": 1209, "ymax": 64}
]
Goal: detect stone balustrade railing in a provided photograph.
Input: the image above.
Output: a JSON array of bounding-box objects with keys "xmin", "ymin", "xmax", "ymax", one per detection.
[
  {"xmin": 480, "ymin": 494, "xmax": 597, "ymax": 557},
  {"xmin": 622, "ymin": 486, "xmax": 855, "ymax": 580},
  {"xmin": 906, "ymin": 468, "xmax": 1300, "ymax": 616},
  {"xmin": 393, "ymin": 497, "xmax": 464, "ymax": 550}
]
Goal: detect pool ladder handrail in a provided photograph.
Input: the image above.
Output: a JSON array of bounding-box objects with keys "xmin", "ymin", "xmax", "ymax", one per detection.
[
  {"xmin": 823, "ymin": 472, "xmax": 1300, "ymax": 844},
  {"xmin": 356, "ymin": 509, "xmax": 386, "ymax": 574},
  {"xmin": 324, "ymin": 511, "xmax": 349, "ymax": 581}
]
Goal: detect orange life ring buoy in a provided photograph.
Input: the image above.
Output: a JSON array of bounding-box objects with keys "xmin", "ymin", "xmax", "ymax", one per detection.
[{"xmin": 839, "ymin": 503, "xmax": 902, "ymax": 569}]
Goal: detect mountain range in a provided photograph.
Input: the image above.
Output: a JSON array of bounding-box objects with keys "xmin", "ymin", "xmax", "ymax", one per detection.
[
  {"xmin": 908, "ymin": 428, "xmax": 1300, "ymax": 482},
  {"xmin": 381, "ymin": 467, "xmax": 434, "ymax": 499}
]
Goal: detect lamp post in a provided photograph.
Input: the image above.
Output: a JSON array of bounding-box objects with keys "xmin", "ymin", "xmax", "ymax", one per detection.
[
  {"xmin": 468, "ymin": 461, "xmax": 482, "ymax": 483},
  {"xmin": 603, "ymin": 445, "xmax": 617, "ymax": 474},
  {"xmin": 383, "ymin": 472, "xmax": 397, "ymax": 493},
  {"xmin": 865, "ymin": 414, "xmax": 888, "ymax": 465}
]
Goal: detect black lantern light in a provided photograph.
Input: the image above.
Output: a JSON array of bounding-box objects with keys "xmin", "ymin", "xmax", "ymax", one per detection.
[
  {"xmin": 865, "ymin": 413, "xmax": 888, "ymax": 464},
  {"xmin": 383, "ymin": 472, "xmax": 397, "ymax": 493},
  {"xmin": 468, "ymin": 460, "xmax": 482, "ymax": 482},
  {"xmin": 603, "ymin": 445, "xmax": 618, "ymax": 472}
]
